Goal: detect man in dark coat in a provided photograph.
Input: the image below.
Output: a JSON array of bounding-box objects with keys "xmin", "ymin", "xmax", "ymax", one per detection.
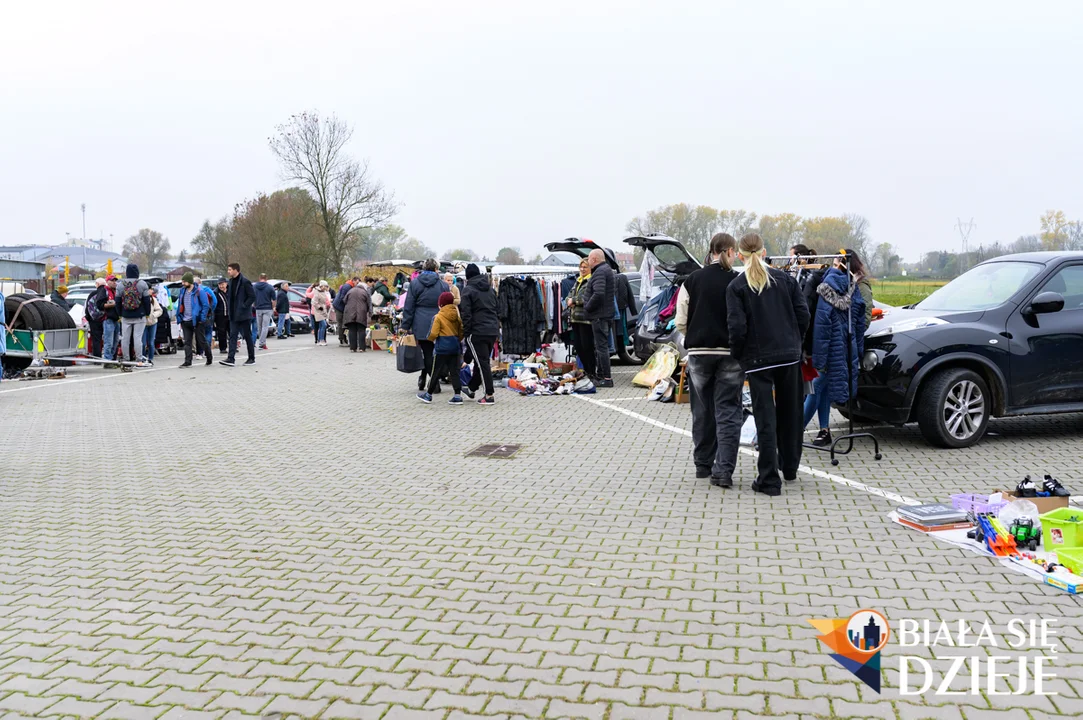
[
  {"xmin": 582, "ymin": 249, "xmax": 616, "ymax": 387},
  {"xmin": 51, "ymin": 285, "xmax": 74, "ymax": 310},
  {"xmin": 459, "ymin": 263, "xmax": 500, "ymax": 405},
  {"xmin": 222, "ymin": 263, "xmax": 256, "ymax": 366},
  {"xmin": 274, "ymin": 282, "xmax": 293, "ymax": 339}
]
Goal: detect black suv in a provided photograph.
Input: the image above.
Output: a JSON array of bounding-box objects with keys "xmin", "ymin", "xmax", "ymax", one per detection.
[{"xmin": 857, "ymin": 251, "xmax": 1083, "ymax": 448}]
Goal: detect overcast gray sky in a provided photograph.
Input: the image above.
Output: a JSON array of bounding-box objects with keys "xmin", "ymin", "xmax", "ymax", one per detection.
[{"xmin": 2, "ymin": 0, "xmax": 1080, "ymax": 262}]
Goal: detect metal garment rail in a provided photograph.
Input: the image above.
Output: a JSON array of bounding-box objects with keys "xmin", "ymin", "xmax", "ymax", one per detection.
[{"xmin": 767, "ymin": 253, "xmax": 882, "ymax": 465}]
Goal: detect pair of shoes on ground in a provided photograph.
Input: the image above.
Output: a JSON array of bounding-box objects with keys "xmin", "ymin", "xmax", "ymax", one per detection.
[
  {"xmin": 417, "ymin": 392, "xmax": 465, "ymax": 405},
  {"xmin": 1017, "ymin": 474, "xmax": 1070, "ymax": 498}
]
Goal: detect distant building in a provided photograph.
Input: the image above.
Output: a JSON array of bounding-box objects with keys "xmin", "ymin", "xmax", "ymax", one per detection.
[
  {"xmin": 541, "ymin": 252, "xmax": 579, "ymax": 266},
  {"xmin": 614, "ymin": 252, "xmax": 636, "ymax": 271},
  {"xmin": 165, "ymin": 265, "xmax": 199, "ymax": 281}
]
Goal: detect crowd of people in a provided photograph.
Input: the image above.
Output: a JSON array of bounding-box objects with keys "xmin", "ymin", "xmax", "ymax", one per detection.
[{"xmin": 677, "ymin": 232, "xmax": 871, "ymax": 496}]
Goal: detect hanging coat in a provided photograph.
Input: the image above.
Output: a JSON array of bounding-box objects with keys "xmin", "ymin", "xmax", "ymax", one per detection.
[
  {"xmin": 811, "ymin": 267, "xmax": 867, "ymax": 404},
  {"xmin": 496, "ymin": 276, "xmax": 543, "ymax": 355}
]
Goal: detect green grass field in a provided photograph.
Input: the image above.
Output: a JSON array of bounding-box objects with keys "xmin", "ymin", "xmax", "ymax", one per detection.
[{"xmin": 870, "ymin": 278, "xmax": 948, "ymax": 307}]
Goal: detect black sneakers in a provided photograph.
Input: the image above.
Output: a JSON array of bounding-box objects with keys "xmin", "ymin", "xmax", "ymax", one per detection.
[
  {"xmin": 1043, "ymin": 475, "xmax": 1070, "ymax": 498},
  {"xmin": 695, "ymin": 466, "xmax": 711, "ymax": 479},
  {"xmin": 812, "ymin": 429, "xmax": 833, "ymax": 447},
  {"xmin": 1016, "ymin": 476, "xmax": 1038, "ymax": 497},
  {"xmin": 710, "ymin": 475, "xmax": 733, "ymax": 488}
]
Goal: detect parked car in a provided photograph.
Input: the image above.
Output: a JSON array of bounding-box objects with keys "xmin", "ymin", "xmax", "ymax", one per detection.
[
  {"xmin": 856, "ymin": 251, "xmax": 1083, "ymax": 448},
  {"xmin": 625, "ymin": 234, "xmax": 703, "ymax": 361},
  {"xmin": 543, "ymin": 238, "xmax": 637, "ymax": 364}
]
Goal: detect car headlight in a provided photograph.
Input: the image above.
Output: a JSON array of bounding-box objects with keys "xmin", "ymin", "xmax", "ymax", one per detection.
[
  {"xmin": 861, "ymin": 350, "xmax": 879, "ymax": 372},
  {"xmin": 869, "ymin": 317, "xmax": 947, "ymax": 338}
]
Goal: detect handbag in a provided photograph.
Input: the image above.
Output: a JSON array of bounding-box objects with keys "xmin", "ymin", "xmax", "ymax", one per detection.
[{"xmin": 396, "ymin": 336, "xmax": 424, "ymax": 373}]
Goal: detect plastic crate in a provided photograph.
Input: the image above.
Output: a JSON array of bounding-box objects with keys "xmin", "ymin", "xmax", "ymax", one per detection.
[
  {"xmin": 1040, "ymin": 507, "xmax": 1083, "ymax": 549},
  {"xmin": 951, "ymin": 493, "xmax": 1008, "ymax": 515},
  {"xmin": 1054, "ymin": 547, "xmax": 1083, "ymax": 576}
]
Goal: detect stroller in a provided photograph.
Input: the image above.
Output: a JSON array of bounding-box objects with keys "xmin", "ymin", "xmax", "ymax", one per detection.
[{"xmin": 155, "ymin": 311, "xmax": 176, "ymax": 354}]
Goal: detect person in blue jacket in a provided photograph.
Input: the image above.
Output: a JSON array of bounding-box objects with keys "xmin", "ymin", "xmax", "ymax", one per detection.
[
  {"xmin": 401, "ymin": 259, "xmax": 449, "ymax": 392},
  {"xmin": 176, "ymin": 273, "xmax": 211, "ymax": 367},
  {"xmin": 194, "ymin": 275, "xmax": 217, "ymax": 361},
  {"xmin": 806, "ymin": 257, "xmax": 867, "ymax": 447}
]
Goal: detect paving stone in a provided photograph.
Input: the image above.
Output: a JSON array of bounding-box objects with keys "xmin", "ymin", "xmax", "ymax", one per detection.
[{"xmin": 1, "ymin": 350, "xmax": 1081, "ymax": 720}]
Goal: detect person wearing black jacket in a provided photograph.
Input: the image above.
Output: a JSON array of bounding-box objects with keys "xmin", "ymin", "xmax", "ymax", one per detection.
[
  {"xmin": 459, "ymin": 263, "xmax": 499, "ymax": 405},
  {"xmin": 274, "ymin": 282, "xmax": 293, "ymax": 339},
  {"xmin": 214, "ymin": 278, "xmax": 230, "ymax": 353},
  {"xmin": 675, "ymin": 233, "xmax": 742, "ymax": 487},
  {"xmin": 222, "ymin": 263, "xmax": 256, "ymax": 366},
  {"xmin": 726, "ymin": 233, "xmax": 810, "ymax": 496},
  {"xmin": 582, "ymin": 249, "xmax": 616, "ymax": 387}
]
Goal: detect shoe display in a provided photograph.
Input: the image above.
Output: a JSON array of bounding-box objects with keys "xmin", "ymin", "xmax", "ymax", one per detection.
[
  {"xmin": 416, "ymin": 391, "xmax": 432, "ymax": 404},
  {"xmin": 710, "ymin": 475, "xmax": 733, "ymax": 488},
  {"xmin": 1043, "ymin": 474, "xmax": 1070, "ymax": 498},
  {"xmin": 1016, "ymin": 476, "xmax": 1038, "ymax": 497},
  {"xmin": 449, "ymin": 395, "xmax": 464, "ymax": 405},
  {"xmin": 477, "ymin": 397, "xmax": 495, "ymax": 406},
  {"xmin": 696, "ymin": 466, "xmax": 711, "ymax": 479}
]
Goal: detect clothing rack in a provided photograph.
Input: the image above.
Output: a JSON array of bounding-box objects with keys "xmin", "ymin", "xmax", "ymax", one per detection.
[{"xmin": 767, "ymin": 253, "xmax": 882, "ymax": 466}]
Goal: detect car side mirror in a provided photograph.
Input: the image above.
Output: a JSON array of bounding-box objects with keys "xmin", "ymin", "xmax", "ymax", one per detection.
[{"xmin": 1026, "ymin": 291, "xmax": 1064, "ymax": 315}]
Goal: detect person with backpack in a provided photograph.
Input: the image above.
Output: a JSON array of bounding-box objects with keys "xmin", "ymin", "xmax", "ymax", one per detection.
[
  {"xmin": 194, "ymin": 276, "xmax": 217, "ymax": 359},
  {"xmin": 85, "ymin": 277, "xmax": 107, "ymax": 357},
  {"xmin": 176, "ymin": 273, "xmax": 210, "ymax": 367},
  {"xmin": 726, "ymin": 233, "xmax": 810, "ymax": 496},
  {"xmin": 115, "ymin": 263, "xmax": 151, "ymax": 367}
]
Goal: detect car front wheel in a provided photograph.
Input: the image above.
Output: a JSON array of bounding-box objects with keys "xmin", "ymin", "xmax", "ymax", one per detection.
[{"xmin": 916, "ymin": 368, "xmax": 990, "ymax": 448}]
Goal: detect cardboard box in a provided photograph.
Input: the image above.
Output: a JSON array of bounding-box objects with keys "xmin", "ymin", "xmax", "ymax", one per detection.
[
  {"xmin": 994, "ymin": 489, "xmax": 1070, "ymax": 515},
  {"xmin": 370, "ymin": 327, "xmax": 389, "ymax": 342},
  {"xmin": 372, "ymin": 339, "xmax": 391, "ymax": 351},
  {"xmin": 548, "ymin": 361, "xmax": 576, "ymax": 375}
]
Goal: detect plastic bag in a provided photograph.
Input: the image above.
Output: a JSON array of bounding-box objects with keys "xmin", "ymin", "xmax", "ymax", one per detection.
[
  {"xmin": 632, "ymin": 345, "xmax": 680, "ymax": 388},
  {"xmin": 998, "ymin": 499, "xmax": 1041, "ymax": 529},
  {"xmin": 739, "ymin": 414, "xmax": 757, "ymax": 446}
]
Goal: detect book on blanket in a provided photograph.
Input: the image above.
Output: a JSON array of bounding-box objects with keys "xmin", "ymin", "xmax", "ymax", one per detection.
[{"xmin": 897, "ymin": 503, "xmax": 970, "ymax": 526}]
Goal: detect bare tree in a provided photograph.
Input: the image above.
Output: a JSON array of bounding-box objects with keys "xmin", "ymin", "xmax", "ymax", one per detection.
[
  {"xmin": 191, "ymin": 217, "xmax": 236, "ymax": 275},
  {"xmin": 123, "ymin": 228, "xmax": 171, "ymax": 274},
  {"xmin": 269, "ymin": 112, "xmax": 398, "ymax": 273},
  {"xmin": 843, "ymin": 213, "xmax": 873, "ymax": 261}
]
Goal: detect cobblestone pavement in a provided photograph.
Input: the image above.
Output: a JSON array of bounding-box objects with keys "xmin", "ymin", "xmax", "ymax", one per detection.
[{"xmin": 1, "ymin": 343, "xmax": 1081, "ymax": 719}]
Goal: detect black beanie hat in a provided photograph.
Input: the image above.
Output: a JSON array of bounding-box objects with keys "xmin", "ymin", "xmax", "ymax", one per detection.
[{"xmin": 465, "ymin": 263, "xmax": 480, "ymax": 279}]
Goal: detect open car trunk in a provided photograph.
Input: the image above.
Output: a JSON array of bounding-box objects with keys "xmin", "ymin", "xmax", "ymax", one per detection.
[{"xmin": 624, "ymin": 234, "xmax": 702, "ymax": 361}]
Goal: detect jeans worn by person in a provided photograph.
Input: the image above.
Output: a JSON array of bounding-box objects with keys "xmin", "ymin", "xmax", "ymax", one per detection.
[
  {"xmin": 687, "ymin": 355, "xmax": 745, "ymax": 482},
  {"xmin": 142, "ymin": 325, "xmax": 157, "ymax": 364},
  {"xmin": 255, "ymin": 309, "xmax": 274, "ymax": 346},
  {"xmin": 102, "ymin": 319, "xmax": 120, "ymax": 361},
  {"xmin": 276, "ymin": 313, "xmax": 291, "ymax": 338},
  {"xmin": 746, "ymin": 362, "xmax": 804, "ymax": 492},
  {"xmin": 802, "ymin": 372, "xmax": 831, "ymax": 431},
  {"xmin": 313, "ymin": 319, "xmax": 327, "ymax": 343}
]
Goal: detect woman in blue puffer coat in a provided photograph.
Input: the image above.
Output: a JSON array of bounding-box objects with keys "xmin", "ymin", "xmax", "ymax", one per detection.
[{"xmin": 805, "ymin": 258, "xmax": 867, "ymax": 447}]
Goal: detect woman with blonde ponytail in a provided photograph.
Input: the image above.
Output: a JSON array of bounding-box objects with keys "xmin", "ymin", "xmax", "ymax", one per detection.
[{"xmin": 725, "ymin": 233, "xmax": 811, "ymax": 496}]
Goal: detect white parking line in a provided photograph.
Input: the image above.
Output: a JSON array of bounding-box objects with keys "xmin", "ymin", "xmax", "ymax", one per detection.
[
  {"xmin": 576, "ymin": 393, "xmax": 921, "ymax": 505},
  {"xmin": 0, "ymin": 346, "xmax": 316, "ymax": 395}
]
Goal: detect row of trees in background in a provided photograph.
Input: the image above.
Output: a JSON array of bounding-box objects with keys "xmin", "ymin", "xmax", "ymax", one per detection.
[
  {"xmin": 193, "ymin": 112, "xmax": 399, "ymax": 279},
  {"xmin": 917, "ymin": 210, "xmax": 1083, "ymax": 279},
  {"xmin": 625, "ymin": 204, "xmax": 880, "ymax": 271}
]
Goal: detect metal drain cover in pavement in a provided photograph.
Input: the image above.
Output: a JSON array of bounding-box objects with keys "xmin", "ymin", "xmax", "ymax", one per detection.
[{"xmin": 467, "ymin": 443, "xmax": 521, "ymax": 458}]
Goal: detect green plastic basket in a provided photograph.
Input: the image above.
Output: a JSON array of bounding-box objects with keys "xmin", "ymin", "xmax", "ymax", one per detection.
[
  {"xmin": 1040, "ymin": 507, "xmax": 1083, "ymax": 549},
  {"xmin": 1055, "ymin": 547, "xmax": 1083, "ymax": 576}
]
